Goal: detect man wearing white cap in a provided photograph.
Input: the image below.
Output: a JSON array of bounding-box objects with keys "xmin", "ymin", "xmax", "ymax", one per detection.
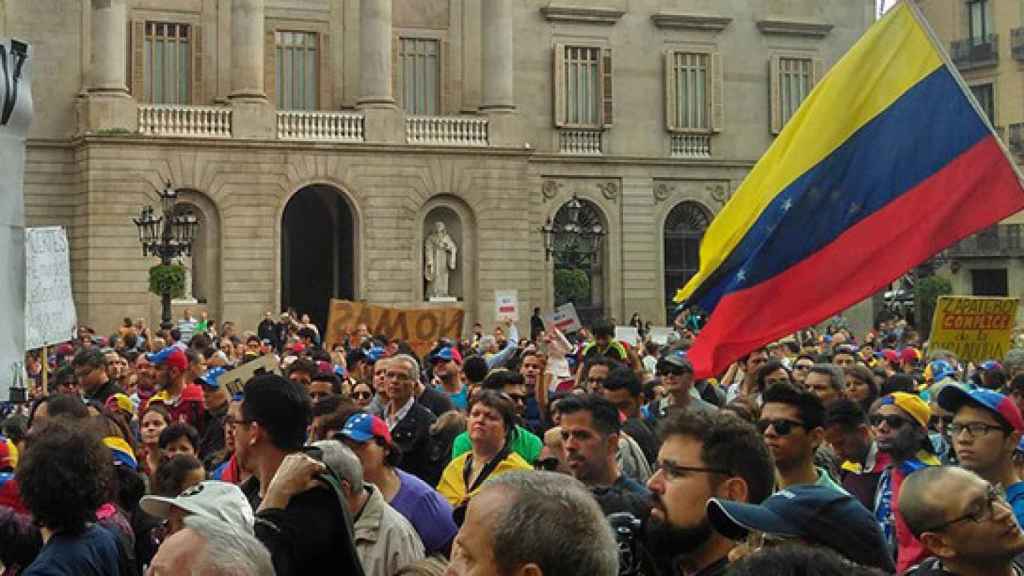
[{"xmin": 140, "ymin": 480, "xmax": 254, "ymax": 536}]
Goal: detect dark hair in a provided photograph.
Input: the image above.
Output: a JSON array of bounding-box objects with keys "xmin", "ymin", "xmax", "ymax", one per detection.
[
  {"xmin": 602, "ymin": 366, "xmax": 642, "ymax": 399},
  {"xmin": 722, "ymin": 397, "xmax": 761, "ymax": 424},
  {"xmin": 642, "ymin": 378, "xmax": 662, "ymax": 402},
  {"xmin": 754, "ymin": 360, "xmax": 789, "ymax": 392},
  {"xmin": 141, "ymin": 403, "xmax": 172, "ymax": 427},
  {"xmin": 824, "ymin": 398, "xmax": 869, "ymax": 431},
  {"xmin": 1010, "ymin": 373, "xmax": 1024, "ymax": 393},
  {"xmin": 727, "ymin": 544, "xmax": 888, "ymax": 576},
  {"xmin": 184, "ymin": 348, "xmax": 202, "ymax": 367},
  {"xmin": 72, "ymin": 348, "xmax": 106, "ymax": 370},
  {"xmin": 795, "ymin": 353, "xmax": 816, "ymax": 365},
  {"xmin": 657, "ymin": 410, "xmax": 775, "ymax": 505},
  {"xmin": 583, "ymin": 355, "xmax": 615, "ymax": 377},
  {"xmin": 18, "ymin": 420, "xmax": 112, "ymax": 533},
  {"xmin": 158, "ymin": 422, "xmax": 200, "ymax": 452},
  {"xmin": 297, "ymin": 327, "xmax": 318, "ymax": 342},
  {"xmin": 311, "ymin": 372, "xmax": 343, "ymax": 395},
  {"xmin": 151, "ymin": 454, "xmax": 205, "ymax": 497},
  {"xmin": 844, "ymin": 365, "xmax": 879, "ymax": 411},
  {"xmin": 287, "ymin": 358, "xmax": 318, "ymax": 378},
  {"xmin": 481, "ymin": 369, "xmax": 524, "ymax": 392},
  {"xmin": 1, "ymin": 414, "xmax": 27, "ymax": 444},
  {"xmin": 762, "ymin": 382, "xmax": 826, "ymax": 430},
  {"xmin": 463, "ymin": 355, "xmax": 489, "ymax": 383},
  {"xmin": 881, "ymin": 373, "xmax": 916, "ymax": 396},
  {"xmin": 170, "ymin": 328, "xmax": 182, "ymax": 342},
  {"xmin": 592, "ymin": 320, "xmax": 615, "ymax": 339},
  {"xmin": 468, "ymin": 389, "xmax": 517, "ymax": 438},
  {"xmin": 554, "ymin": 394, "xmax": 621, "ymax": 436},
  {"xmin": 738, "ymin": 348, "xmax": 768, "ymax": 366},
  {"xmin": 27, "ymin": 394, "xmax": 90, "ymax": 430},
  {"xmin": 312, "ymin": 394, "xmax": 344, "ymax": 417},
  {"xmin": 242, "ymin": 374, "xmax": 312, "ymax": 451}
]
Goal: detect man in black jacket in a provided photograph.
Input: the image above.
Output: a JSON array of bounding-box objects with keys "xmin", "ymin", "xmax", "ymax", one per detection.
[
  {"xmin": 73, "ymin": 348, "xmax": 125, "ymax": 405},
  {"xmin": 236, "ymin": 374, "xmax": 364, "ymax": 576},
  {"xmin": 383, "ymin": 354, "xmax": 439, "ymax": 483}
]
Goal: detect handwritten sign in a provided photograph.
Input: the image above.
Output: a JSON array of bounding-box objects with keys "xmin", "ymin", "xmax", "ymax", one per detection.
[
  {"xmin": 544, "ymin": 303, "xmax": 582, "ymax": 334},
  {"xmin": 0, "ymin": 38, "xmax": 32, "ymax": 398},
  {"xmin": 615, "ymin": 326, "xmax": 640, "ymax": 346},
  {"xmin": 495, "ymin": 290, "xmax": 519, "ymax": 322},
  {"xmin": 649, "ymin": 327, "xmax": 676, "ymax": 346},
  {"xmin": 325, "ymin": 300, "xmax": 464, "ymax": 358},
  {"xmin": 929, "ymin": 296, "xmax": 1019, "ymax": 363},
  {"xmin": 24, "ymin": 227, "xmax": 77, "ymax": 350}
]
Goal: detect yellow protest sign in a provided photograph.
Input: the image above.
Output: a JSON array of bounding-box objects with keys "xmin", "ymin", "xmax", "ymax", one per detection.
[
  {"xmin": 929, "ymin": 296, "xmax": 1019, "ymax": 363},
  {"xmin": 325, "ymin": 300, "xmax": 464, "ymax": 358}
]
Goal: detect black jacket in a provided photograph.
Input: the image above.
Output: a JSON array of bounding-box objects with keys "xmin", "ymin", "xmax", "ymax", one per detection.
[
  {"xmin": 417, "ymin": 387, "xmax": 455, "ymax": 418},
  {"xmin": 391, "ymin": 402, "xmax": 439, "ymax": 483},
  {"xmin": 85, "ymin": 379, "xmax": 126, "ymax": 406}
]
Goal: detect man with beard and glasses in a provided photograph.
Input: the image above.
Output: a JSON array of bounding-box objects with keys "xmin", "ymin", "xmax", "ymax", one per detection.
[{"xmin": 644, "ymin": 410, "xmax": 774, "ymax": 576}]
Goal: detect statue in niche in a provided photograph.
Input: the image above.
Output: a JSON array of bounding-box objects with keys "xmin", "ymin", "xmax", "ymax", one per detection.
[
  {"xmin": 424, "ymin": 221, "xmax": 458, "ymax": 299},
  {"xmin": 175, "ymin": 255, "xmax": 197, "ymax": 303}
]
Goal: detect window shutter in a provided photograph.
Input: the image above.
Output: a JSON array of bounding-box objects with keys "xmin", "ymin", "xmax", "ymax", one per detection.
[
  {"xmin": 710, "ymin": 51, "xmax": 724, "ymax": 134},
  {"xmin": 664, "ymin": 50, "xmax": 676, "ymax": 131},
  {"xmin": 319, "ymin": 32, "xmax": 329, "ymax": 110},
  {"xmin": 392, "ymin": 34, "xmax": 400, "ymax": 109},
  {"xmin": 440, "ymin": 37, "xmax": 449, "ymax": 115},
  {"xmin": 191, "ymin": 24, "xmax": 203, "ymax": 105},
  {"xmin": 131, "ymin": 20, "xmax": 145, "ymax": 99},
  {"xmin": 264, "ymin": 29, "xmax": 276, "ymax": 105},
  {"xmin": 769, "ymin": 55, "xmax": 782, "ymax": 135},
  {"xmin": 811, "ymin": 57, "xmax": 825, "ymax": 88},
  {"xmin": 602, "ymin": 47, "xmax": 613, "ymax": 127},
  {"xmin": 553, "ymin": 43, "xmax": 566, "ymax": 128}
]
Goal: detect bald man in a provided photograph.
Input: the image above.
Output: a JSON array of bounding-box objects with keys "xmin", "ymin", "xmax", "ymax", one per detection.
[{"xmin": 899, "ymin": 466, "xmax": 1024, "ymax": 576}]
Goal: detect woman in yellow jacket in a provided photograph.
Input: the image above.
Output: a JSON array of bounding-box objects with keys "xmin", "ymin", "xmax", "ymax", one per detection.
[{"xmin": 437, "ymin": 390, "xmax": 531, "ymax": 515}]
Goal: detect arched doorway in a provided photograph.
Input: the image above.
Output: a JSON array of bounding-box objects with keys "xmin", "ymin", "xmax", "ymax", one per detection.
[
  {"xmin": 281, "ymin": 185, "xmax": 355, "ymax": 331},
  {"xmin": 552, "ymin": 198, "xmax": 606, "ymax": 328},
  {"xmin": 664, "ymin": 201, "xmax": 711, "ymax": 323}
]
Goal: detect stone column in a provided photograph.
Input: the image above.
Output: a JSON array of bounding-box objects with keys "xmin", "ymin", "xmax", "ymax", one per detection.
[
  {"xmin": 228, "ymin": 0, "xmax": 274, "ymax": 138},
  {"xmin": 479, "ymin": 0, "xmax": 519, "ymax": 146},
  {"xmin": 80, "ymin": 0, "xmax": 136, "ymax": 133},
  {"xmin": 358, "ymin": 0, "xmax": 401, "ymax": 142}
]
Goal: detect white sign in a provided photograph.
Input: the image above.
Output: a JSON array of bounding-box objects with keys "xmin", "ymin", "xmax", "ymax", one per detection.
[
  {"xmin": 615, "ymin": 326, "xmax": 640, "ymax": 346},
  {"xmin": 495, "ymin": 290, "xmax": 519, "ymax": 322},
  {"xmin": 25, "ymin": 227, "xmax": 76, "ymax": 350},
  {"xmin": 0, "ymin": 38, "xmax": 32, "ymax": 398},
  {"xmin": 545, "ymin": 303, "xmax": 582, "ymax": 334},
  {"xmin": 649, "ymin": 326, "xmax": 676, "ymax": 346}
]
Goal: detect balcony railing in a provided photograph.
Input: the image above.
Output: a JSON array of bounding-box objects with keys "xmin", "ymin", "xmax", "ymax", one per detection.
[
  {"xmin": 277, "ymin": 110, "xmax": 364, "ymax": 142},
  {"xmin": 138, "ymin": 105, "xmax": 232, "ymax": 138},
  {"xmin": 1013, "ymin": 28, "xmax": 1024, "ymax": 61},
  {"xmin": 406, "ymin": 116, "xmax": 489, "ymax": 146},
  {"xmin": 1010, "ymin": 123, "xmax": 1024, "ymax": 156},
  {"xmin": 946, "ymin": 224, "xmax": 1024, "ymax": 258},
  {"xmin": 670, "ymin": 134, "xmax": 712, "ymax": 159},
  {"xmin": 951, "ymin": 34, "xmax": 999, "ymax": 70},
  {"xmin": 559, "ymin": 129, "xmax": 604, "ymax": 155}
]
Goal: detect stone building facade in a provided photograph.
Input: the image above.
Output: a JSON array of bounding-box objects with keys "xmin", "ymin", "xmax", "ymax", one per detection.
[{"xmin": 3, "ymin": 0, "xmax": 875, "ymax": 335}]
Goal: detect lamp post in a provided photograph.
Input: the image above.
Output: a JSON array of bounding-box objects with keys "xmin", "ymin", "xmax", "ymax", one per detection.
[
  {"xmin": 133, "ymin": 182, "xmax": 199, "ymax": 329},
  {"xmin": 541, "ymin": 194, "xmax": 606, "ymax": 262}
]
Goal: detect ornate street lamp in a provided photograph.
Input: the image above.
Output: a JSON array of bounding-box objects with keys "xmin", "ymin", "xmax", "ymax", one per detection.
[
  {"xmin": 540, "ymin": 193, "xmax": 606, "ymax": 262},
  {"xmin": 133, "ymin": 182, "xmax": 199, "ymax": 328}
]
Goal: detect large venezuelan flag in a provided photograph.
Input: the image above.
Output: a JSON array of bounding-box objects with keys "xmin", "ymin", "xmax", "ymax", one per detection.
[{"xmin": 676, "ymin": 2, "xmax": 1024, "ymax": 379}]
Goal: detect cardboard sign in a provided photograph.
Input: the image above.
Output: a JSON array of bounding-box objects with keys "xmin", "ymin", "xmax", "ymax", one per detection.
[
  {"xmin": 325, "ymin": 300, "xmax": 464, "ymax": 358},
  {"xmin": 495, "ymin": 290, "xmax": 519, "ymax": 322},
  {"xmin": 218, "ymin": 354, "xmax": 280, "ymax": 397},
  {"xmin": 929, "ymin": 296, "xmax": 1019, "ymax": 363},
  {"xmin": 649, "ymin": 327, "xmax": 676, "ymax": 346},
  {"xmin": 544, "ymin": 303, "xmax": 582, "ymax": 334},
  {"xmin": 24, "ymin": 227, "xmax": 77, "ymax": 350},
  {"xmin": 615, "ymin": 326, "xmax": 640, "ymax": 346}
]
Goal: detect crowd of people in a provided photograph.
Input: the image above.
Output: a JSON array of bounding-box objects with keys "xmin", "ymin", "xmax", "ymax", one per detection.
[{"xmin": 2, "ymin": 308, "xmax": 1024, "ymax": 575}]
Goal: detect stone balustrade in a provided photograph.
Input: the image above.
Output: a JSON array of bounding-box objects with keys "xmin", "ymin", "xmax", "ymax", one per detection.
[
  {"xmin": 138, "ymin": 105, "xmax": 232, "ymax": 138},
  {"xmin": 406, "ymin": 116, "xmax": 489, "ymax": 146},
  {"xmin": 559, "ymin": 129, "xmax": 604, "ymax": 155},
  {"xmin": 277, "ymin": 110, "xmax": 365, "ymax": 142},
  {"xmin": 670, "ymin": 134, "xmax": 712, "ymax": 159}
]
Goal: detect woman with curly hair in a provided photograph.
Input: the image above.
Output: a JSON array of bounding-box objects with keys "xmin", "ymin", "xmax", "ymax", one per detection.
[{"xmin": 17, "ymin": 419, "xmax": 122, "ymax": 575}]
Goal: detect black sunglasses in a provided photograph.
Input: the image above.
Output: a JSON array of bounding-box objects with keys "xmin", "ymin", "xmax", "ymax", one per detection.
[
  {"xmin": 657, "ymin": 366, "xmax": 689, "ymax": 377},
  {"xmin": 756, "ymin": 418, "xmax": 805, "ymax": 436},
  {"xmin": 870, "ymin": 414, "xmax": 910, "ymax": 429},
  {"xmin": 534, "ymin": 457, "xmax": 560, "ymax": 471}
]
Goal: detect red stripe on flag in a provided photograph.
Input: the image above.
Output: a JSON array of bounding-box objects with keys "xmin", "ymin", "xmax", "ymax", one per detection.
[{"xmin": 689, "ymin": 136, "xmax": 1024, "ymax": 378}]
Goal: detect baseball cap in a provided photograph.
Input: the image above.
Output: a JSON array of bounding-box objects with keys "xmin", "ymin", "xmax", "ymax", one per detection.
[
  {"xmin": 707, "ymin": 485, "xmax": 894, "ymax": 573},
  {"xmin": 900, "ymin": 347, "xmax": 922, "ymax": 365},
  {"xmin": 879, "ymin": 392, "xmax": 931, "ymax": 429},
  {"xmin": 198, "ymin": 367, "xmax": 227, "ymax": 390},
  {"xmin": 432, "ymin": 346, "xmax": 463, "ymax": 365},
  {"xmin": 0, "ymin": 436, "xmax": 14, "ymax": 471},
  {"xmin": 102, "ymin": 436, "xmax": 138, "ymax": 470},
  {"xmin": 937, "ymin": 385, "xmax": 1024, "ymax": 432},
  {"xmin": 147, "ymin": 346, "xmax": 188, "ymax": 371},
  {"xmin": 366, "ymin": 346, "xmax": 387, "ymax": 363},
  {"xmin": 926, "ymin": 360, "xmax": 956, "ymax": 383},
  {"xmin": 981, "ymin": 360, "xmax": 1005, "ymax": 372},
  {"xmin": 337, "ymin": 412, "xmax": 392, "ymax": 448},
  {"xmin": 877, "ymin": 349, "xmax": 899, "ymax": 363},
  {"xmin": 657, "ymin": 350, "xmax": 693, "ymax": 373},
  {"xmin": 140, "ymin": 480, "xmax": 255, "ymax": 534}
]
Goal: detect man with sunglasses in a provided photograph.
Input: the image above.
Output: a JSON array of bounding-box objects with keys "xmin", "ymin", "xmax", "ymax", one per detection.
[
  {"xmin": 900, "ymin": 466, "xmax": 1024, "ymax": 576},
  {"xmin": 644, "ymin": 410, "xmax": 774, "ymax": 575},
  {"xmin": 937, "ymin": 386, "xmax": 1024, "ymax": 525},
  {"xmin": 791, "ymin": 354, "xmax": 816, "ymax": 385},
  {"xmin": 759, "ymin": 382, "xmax": 845, "ymax": 493},
  {"xmin": 651, "ymin": 351, "xmax": 717, "ymax": 419},
  {"xmin": 870, "ymin": 392, "xmax": 941, "ymax": 573}
]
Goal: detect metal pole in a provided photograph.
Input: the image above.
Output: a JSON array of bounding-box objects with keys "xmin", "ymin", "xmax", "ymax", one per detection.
[{"xmin": 160, "ymin": 199, "xmax": 174, "ymax": 330}]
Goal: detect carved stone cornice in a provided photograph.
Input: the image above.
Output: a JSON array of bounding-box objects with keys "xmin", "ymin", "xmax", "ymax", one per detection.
[
  {"xmin": 756, "ymin": 18, "xmax": 833, "ymax": 38},
  {"xmin": 540, "ymin": 5, "xmax": 625, "ymax": 26},
  {"xmin": 650, "ymin": 12, "xmax": 732, "ymax": 32}
]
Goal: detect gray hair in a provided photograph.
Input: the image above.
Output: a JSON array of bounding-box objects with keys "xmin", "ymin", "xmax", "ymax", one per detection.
[
  {"xmin": 183, "ymin": 515, "xmax": 274, "ymax": 576},
  {"xmin": 311, "ymin": 439, "xmax": 363, "ymax": 494},
  {"xmin": 390, "ymin": 354, "xmax": 421, "ymax": 383},
  {"xmin": 479, "ymin": 335, "xmax": 497, "ymax": 351},
  {"xmin": 810, "ymin": 363, "xmax": 846, "ymax": 393},
  {"xmin": 482, "ymin": 471, "xmax": 619, "ymax": 576}
]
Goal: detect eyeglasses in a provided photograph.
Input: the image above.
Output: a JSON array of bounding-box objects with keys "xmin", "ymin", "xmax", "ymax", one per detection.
[
  {"xmin": 657, "ymin": 367, "xmax": 688, "ymax": 377},
  {"xmin": 756, "ymin": 418, "xmax": 806, "ymax": 436},
  {"xmin": 654, "ymin": 460, "xmax": 730, "ymax": 481},
  {"xmin": 870, "ymin": 414, "xmax": 911, "ymax": 430},
  {"xmin": 534, "ymin": 457, "xmax": 560, "ymax": 471},
  {"xmin": 949, "ymin": 422, "xmax": 1008, "ymax": 439},
  {"xmin": 352, "ymin": 391, "xmax": 373, "ymax": 400},
  {"xmin": 793, "ymin": 364, "xmax": 813, "ymax": 372},
  {"xmin": 921, "ymin": 485, "xmax": 1004, "ymax": 532}
]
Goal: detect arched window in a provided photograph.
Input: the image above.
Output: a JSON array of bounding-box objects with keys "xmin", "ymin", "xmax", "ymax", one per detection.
[
  {"xmin": 552, "ymin": 198, "xmax": 605, "ymax": 327},
  {"xmin": 664, "ymin": 201, "xmax": 711, "ymax": 322}
]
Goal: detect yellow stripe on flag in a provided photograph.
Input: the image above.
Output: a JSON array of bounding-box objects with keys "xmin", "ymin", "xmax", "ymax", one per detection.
[{"xmin": 676, "ymin": 3, "xmax": 943, "ymax": 303}]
